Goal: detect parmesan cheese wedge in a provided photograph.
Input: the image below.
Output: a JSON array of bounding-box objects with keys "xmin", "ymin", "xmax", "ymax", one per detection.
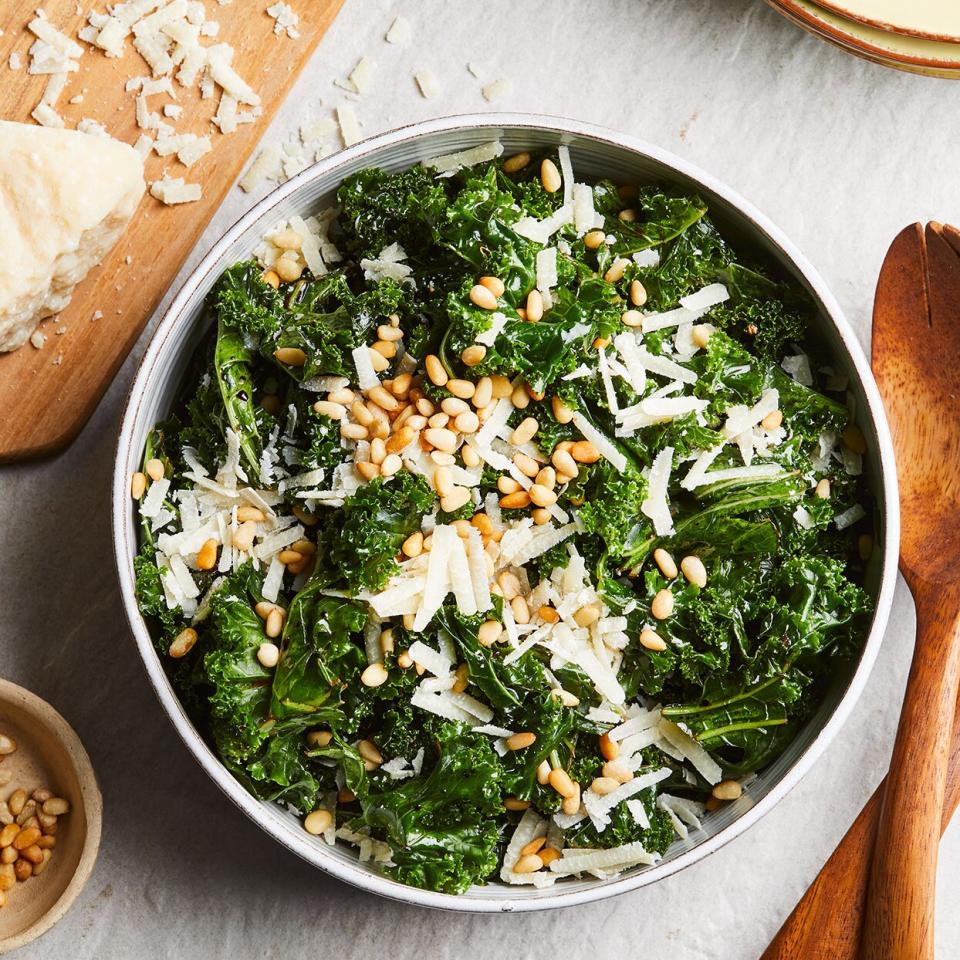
[{"xmin": 0, "ymin": 121, "xmax": 144, "ymax": 351}]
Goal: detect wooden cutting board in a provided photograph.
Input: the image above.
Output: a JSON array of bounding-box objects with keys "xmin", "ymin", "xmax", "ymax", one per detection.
[{"xmin": 0, "ymin": 0, "xmax": 344, "ymax": 463}]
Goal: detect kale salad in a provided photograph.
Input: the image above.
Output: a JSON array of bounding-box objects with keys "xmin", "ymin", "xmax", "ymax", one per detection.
[{"xmin": 132, "ymin": 140, "xmax": 874, "ymax": 895}]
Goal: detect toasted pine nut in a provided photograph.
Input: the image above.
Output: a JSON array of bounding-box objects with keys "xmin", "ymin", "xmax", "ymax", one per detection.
[
  {"xmin": 535, "ymin": 465, "xmax": 556, "ymax": 488},
  {"xmin": 478, "ymin": 275, "xmax": 507, "ymax": 299},
  {"xmin": 386, "ymin": 426, "xmax": 416, "ymax": 455},
  {"xmin": 425, "ymin": 354, "xmax": 447, "ymax": 386},
  {"xmin": 6, "ymin": 795, "xmax": 25, "ymax": 820},
  {"xmin": 691, "ymin": 324, "xmax": 712, "ymax": 348},
  {"xmin": 478, "ymin": 620, "xmax": 502, "ymax": 647},
  {"xmin": 603, "ymin": 760, "xmax": 633, "ymax": 784},
  {"xmin": 712, "ymin": 779, "xmax": 743, "ymax": 801},
  {"xmin": 425, "ymin": 428, "xmax": 457, "ymax": 453},
  {"xmin": 455, "ymin": 411, "xmax": 480, "ymax": 433},
  {"xmin": 504, "ymin": 797, "xmax": 531, "ymax": 811},
  {"xmin": 653, "ymin": 548, "xmax": 678, "ymax": 579},
  {"xmin": 591, "ymin": 777, "xmax": 620, "ymax": 796},
  {"xmin": 471, "ymin": 376, "xmax": 493, "ymax": 409},
  {"xmin": 843, "ymin": 424, "xmax": 867, "ymax": 455},
  {"xmin": 361, "ymin": 663, "xmax": 389, "ymax": 687},
  {"xmin": 377, "ymin": 324, "xmax": 404, "ymax": 342},
  {"xmin": 232, "ymin": 520, "xmax": 257, "ymax": 552},
  {"xmin": 196, "ymin": 538, "xmax": 218, "ymax": 571},
  {"xmin": 551, "ymin": 448, "xmax": 578, "ymax": 478},
  {"xmin": 502, "ymin": 153, "xmax": 530, "ymax": 174},
  {"xmin": 538, "ymin": 605, "xmax": 560, "ymax": 624},
  {"xmin": 551, "ymin": 395, "xmax": 574, "ymax": 425},
  {"xmin": 13, "ymin": 859, "xmax": 32, "ymax": 882},
  {"xmin": 500, "ymin": 491, "xmax": 531, "ymax": 510},
  {"xmin": 761, "ymin": 410, "xmax": 783, "ymax": 431},
  {"xmin": 274, "ymin": 346, "xmax": 307, "ymax": 367},
  {"xmin": 506, "ymin": 731, "xmax": 537, "ymax": 751},
  {"xmin": 618, "ymin": 207, "xmax": 637, "ymax": 222},
  {"xmin": 540, "ymin": 847, "xmax": 562, "ymax": 866},
  {"xmin": 428, "ymin": 412, "xmax": 450, "ymax": 429},
  {"xmin": 604, "ymin": 257, "xmax": 629, "ymax": 284},
  {"xmin": 470, "ymin": 284, "xmax": 498, "ymax": 310},
  {"xmin": 498, "ymin": 476, "xmax": 520, "ymax": 495},
  {"xmin": 313, "ymin": 400, "xmax": 346, "ymax": 420},
  {"xmin": 368, "ymin": 385, "xmax": 399, "ymax": 412},
  {"xmin": 369, "ymin": 348, "xmax": 390, "ymax": 373},
  {"xmin": 235, "ymin": 505, "xmax": 265, "ymax": 524},
  {"xmin": 306, "ymin": 730, "xmax": 333, "ymax": 748},
  {"xmin": 416, "ymin": 397, "xmax": 436, "ymax": 416},
  {"xmin": 629, "ymin": 279, "xmax": 648, "ymax": 307},
  {"xmin": 358, "ymin": 739, "xmax": 383, "ymax": 765},
  {"xmin": 341, "ymin": 422, "xmax": 369, "ymax": 441},
  {"xmin": 0, "ymin": 824, "xmax": 19, "ymax": 848},
  {"xmin": 434, "ymin": 466, "xmax": 454, "ymax": 497},
  {"xmin": 514, "ymin": 452, "xmax": 539, "ymax": 477},
  {"xmin": 265, "ymin": 608, "xmax": 284, "ymax": 638},
  {"xmin": 651, "ymin": 590, "xmax": 674, "ymax": 620},
  {"xmin": 530, "ymin": 507, "xmax": 549, "ymax": 525},
  {"xmin": 570, "ymin": 440, "xmax": 600, "ymax": 463},
  {"xmin": 549, "ymin": 768, "xmax": 577, "ymax": 799},
  {"xmin": 13, "ymin": 826, "xmax": 40, "ymax": 851},
  {"xmin": 272, "ymin": 228, "xmax": 303, "ymax": 251},
  {"xmin": 490, "ymin": 374, "xmax": 513, "ymax": 398},
  {"xmin": 131, "ymin": 472, "xmax": 147, "ymax": 499},
  {"xmin": 680, "ymin": 555, "xmax": 707, "ymax": 588},
  {"xmin": 511, "ymin": 383, "xmax": 530, "ymax": 409},
  {"xmin": 573, "ymin": 604, "xmax": 600, "ymax": 628},
  {"xmin": 584, "ymin": 229, "xmax": 606, "ymax": 249},
  {"xmin": 497, "ymin": 570, "xmax": 522, "ymax": 600},
  {"xmin": 369, "ymin": 437, "xmax": 387, "ymax": 465},
  {"xmin": 304, "ymin": 809, "xmax": 333, "ymax": 835},
  {"xmin": 511, "ymin": 417, "xmax": 539, "ymax": 446},
  {"xmin": 275, "ymin": 257, "xmax": 304, "ymax": 283},
  {"xmin": 513, "ymin": 853, "xmax": 544, "ymax": 874},
  {"xmin": 257, "ymin": 642, "xmax": 280, "ymax": 668},
  {"xmin": 526, "ymin": 289, "xmax": 544, "ymax": 322},
  {"xmin": 640, "ymin": 628, "xmax": 666, "ymax": 651},
  {"xmin": 254, "ymin": 601, "xmax": 277, "ymax": 620},
  {"xmin": 261, "ymin": 269, "xmax": 280, "ymax": 289},
  {"xmin": 169, "ymin": 627, "xmax": 198, "ymax": 659},
  {"xmin": 447, "ymin": 379, "xmax": 475, "ymax": 400},
  {"xmin": 356, "ymin": 461, "xmax": 379, "ymax": 481},
  {"xmin": 521, "ymin": 836, "xmax": 546, "ymax": 858},
  {"xmin": 622, "ymin": 309, "xmax": 644, "ymax": 327},
  {"xmin": 145, "ymin": 458, "xmax": 165, "ymax": 482},
  {"xmin": 816, "ymin": 478, "xmax": 831, "ymax": 499},
  {"xmin": 511, "ymin": 596, "xmax": 531, "ymax": 624},
  {"xmin": 540, "ymin": 158, "xmax": 561, "ymax": 193},
  {"xmin": 452, "ymin": 663, "xmax": 469, "ymax": 694},
  {"xmin": 529, "ymin": 484, "xmax": 557, "ymax": 507},
  {"xmin": 462, "ymin": 344, "xmax": 487, "ymax": 367},
  {"xmin": 441, "ymin": 487, "xmax": 471, "ymax": 513},
  {"xmin": 461, "ymin": 443, "xmax": 481, "ymax": 468},
  {"xmin": 599, "ymin": 732, "xmax": 620, "ymax": 761}
]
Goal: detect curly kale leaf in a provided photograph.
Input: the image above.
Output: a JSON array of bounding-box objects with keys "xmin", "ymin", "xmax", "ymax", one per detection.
[
  {"xmin": 204, "ymin": 565, "xmax": 277, "ymax": 764},
  {"xmin": 360, "ymin": 723, "xmax": 503, "ymax": 894},
  {"xmin": 575, "ymin": 461, "xmax": 650, "ymax": 560},
  {"xmin": 337, "ymin": 165, "xmax": 448, "ymax": 259},
  {"xmin": 270, "ymin": 582, "xmax": 368, "ymax": 724},
  {"xmin": 330, "ymin": 473, "xmax": 436, "ymax": 593}
]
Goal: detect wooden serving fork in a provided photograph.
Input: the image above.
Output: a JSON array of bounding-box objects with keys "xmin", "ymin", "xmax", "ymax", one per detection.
[{"xmin": 762, "ymin": 223, "xmax": 960, "ymax": 960}]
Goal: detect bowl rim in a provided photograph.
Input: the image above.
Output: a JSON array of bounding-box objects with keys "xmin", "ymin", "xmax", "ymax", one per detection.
[
  {"xmin": 0, "ymin": 678, "xmax": 103, "ymax": 953},
  {"xmin": 112, "ymin": 112, "xmax": 900, "ymax": 913}
]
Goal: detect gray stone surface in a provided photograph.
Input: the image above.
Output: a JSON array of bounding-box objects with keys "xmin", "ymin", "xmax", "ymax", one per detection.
[{"xmin": 2, "ymin": 0, "xmax": 957, "ymax": 957}]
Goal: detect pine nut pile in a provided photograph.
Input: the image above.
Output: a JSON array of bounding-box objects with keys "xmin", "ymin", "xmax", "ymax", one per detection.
[{"xmin": 0, "ymin": 734, "xmax": 71, "ymax": 908}]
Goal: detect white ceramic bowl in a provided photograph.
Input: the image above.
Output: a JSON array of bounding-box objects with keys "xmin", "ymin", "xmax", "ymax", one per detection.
[{"xmin": 113, "ymin": 114, "xmax": 899, "ymax": 912}]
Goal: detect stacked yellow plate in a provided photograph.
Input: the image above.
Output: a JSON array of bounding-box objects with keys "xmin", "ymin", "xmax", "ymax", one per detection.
[{"xmin": 767, "ymin": 0, "xmax": 960, "ymax": 77}]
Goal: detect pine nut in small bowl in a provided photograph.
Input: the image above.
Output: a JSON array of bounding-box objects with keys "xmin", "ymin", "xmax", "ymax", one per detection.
[
  {"xmin": 0, "ymin": 680, "xmax": 101, "ymax": 953},
  {"xmin": 114, "ymin": 115, "xmax": 898, "ymax": 912}
]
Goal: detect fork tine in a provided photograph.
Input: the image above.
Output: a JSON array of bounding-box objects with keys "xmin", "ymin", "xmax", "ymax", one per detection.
[
  {"xmin": 925, "ymin": 223, "xmax": 960, "ymax": 344},
  {"xmin": 936, "ymin": 222, "xmax": 960, "ymax": 261},
  {"xmin": 871, "ymin": 223, "xmax": 927, "ymax": 373}
]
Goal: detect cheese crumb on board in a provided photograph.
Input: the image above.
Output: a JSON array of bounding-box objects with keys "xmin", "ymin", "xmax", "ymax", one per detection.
[
  {"xmin": 266, "ymin": 2, "xmax": 300, "ymax": 39},
  {"xmin": 336, "ymin": 104, "xmax": 361, "ymax": 147},
  {"xmin": 150, "ymin": 174, "xmax": 202, "ymax": 205}
]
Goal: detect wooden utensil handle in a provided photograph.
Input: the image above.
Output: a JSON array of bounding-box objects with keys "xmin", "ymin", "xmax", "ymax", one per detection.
[
  {"xmin": 860, "ymin": 581, "xmax": 960, "ymax": 960},
  {"xmin": 763, "ymin": 590, "xmax": 960, "ymax": 960}
]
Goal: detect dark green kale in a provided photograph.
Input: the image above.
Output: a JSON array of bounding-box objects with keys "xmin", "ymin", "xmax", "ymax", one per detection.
[{"xmin": 329, "ymin": 473, "xmax": 436, "ymax": 594}]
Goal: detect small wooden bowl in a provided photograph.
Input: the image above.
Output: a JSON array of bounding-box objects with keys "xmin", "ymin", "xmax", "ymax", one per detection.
[{"xmin": 0, "ymin": 680, "xmax": 102, "ymax": 954}]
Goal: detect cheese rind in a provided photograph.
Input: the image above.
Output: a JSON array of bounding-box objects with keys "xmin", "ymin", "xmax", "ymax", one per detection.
[{"xmin": 0, "ymin": 121, "xmax": 145, "ymax": 351}]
